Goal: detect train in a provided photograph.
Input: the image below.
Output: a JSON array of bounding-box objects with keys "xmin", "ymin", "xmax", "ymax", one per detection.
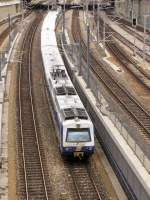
[{"xmin": 41, "ymin": 12, "xmax": 95, "ymax": 159}]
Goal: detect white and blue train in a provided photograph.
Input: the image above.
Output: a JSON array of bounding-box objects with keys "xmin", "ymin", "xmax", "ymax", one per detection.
[{"xmin": 41, "ymin": 12, "xmax": 94, "ymax": 158}]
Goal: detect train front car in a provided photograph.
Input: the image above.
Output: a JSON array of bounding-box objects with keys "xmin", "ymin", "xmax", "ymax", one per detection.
[
  {"xmin": 60, "ymin": 107, "xmax": 95, "ymax": 159},
  {"xmin": 41, "ymin": 12, "xmax": 95, "ymax": 160}
]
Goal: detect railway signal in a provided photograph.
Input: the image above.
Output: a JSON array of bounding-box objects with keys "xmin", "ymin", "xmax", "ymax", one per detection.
[{"xmin": 132, "ymin": 18, "xmax": 137, "ymax": 27}]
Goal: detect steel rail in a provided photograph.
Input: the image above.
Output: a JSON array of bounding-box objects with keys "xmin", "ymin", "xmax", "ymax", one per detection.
[
  {"xmin": 106, "ymin": 39, "xmax": 150, "ymax": 82},
  {"xmin": 70, "ymin": 169, "xmax": 82, "ymax": 200},
  {"xmin": 68, "ymin": 162, "xmax": 103, "ymax": 200},
  {"xmin": 18, "ymin": 16, "xmax": 49, "ymax": 200},
  {"xmin": 120, "ymin": 24, "xmax": 150, "ymax": 46},
  {"xmin": 107, "ymin": 13, "xmax": 150, "ymax": 35},
  {"xmin": 86, "ymin": 167, "xmax": 102, "ymax": 200},
  {"xmin": 18, "ymin": 20, "xmax": 33, "ymax": 200}
]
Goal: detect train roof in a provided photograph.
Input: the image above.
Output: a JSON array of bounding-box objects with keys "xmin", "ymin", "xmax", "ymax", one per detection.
[
  {"xmin": 50, "ymin": 64, "xmax": 88, "ymax": 119},
  {"xmin": 41, "ymin": 11, "xmax": 90, "ymax": 122}
]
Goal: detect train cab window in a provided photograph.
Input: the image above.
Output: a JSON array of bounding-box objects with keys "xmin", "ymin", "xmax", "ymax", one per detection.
[{"xmin": 66, "ymin": 128, "xmax": 91, "ymax": 142}]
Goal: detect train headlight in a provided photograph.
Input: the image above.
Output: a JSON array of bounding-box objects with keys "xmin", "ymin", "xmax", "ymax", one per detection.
[
  {"xmin": 84, "ymin": 146, "xmax": 94, "ymax": 151},
  {"xmin": 65, "ymin": 147, "xmax": 70, "ymax": 151}
]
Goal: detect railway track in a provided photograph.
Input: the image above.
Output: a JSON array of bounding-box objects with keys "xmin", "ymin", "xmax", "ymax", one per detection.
[
  {"xmin": 17, "ymin": 13, "xmax": 52, "ymax": 200},
  {"xmin": 66, "ymin": 160, "xmax": 105, "ymax": 200},
  {"xmin": 119, "ymin": 24, "xmax": 150, "ymax": 46},
  {"xmin": 105, "ymin": 32, "xmax": 150, "ymax": 83},
  {"xmin": 103, "ymin": 17, "xmax": 150, "ymax": 63},
  {"xmin": 72, "ymin": 10, "xmax": 150, "ymax": 138},
  {"xmin": 96, "ymin": 16, "xmax": 150, "ymax": 82},
  {"xmin": 107, "ymin": 13, "xmax": 150, "ymax": 34}
]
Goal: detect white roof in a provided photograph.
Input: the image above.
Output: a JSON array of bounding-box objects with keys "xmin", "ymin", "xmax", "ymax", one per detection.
[
  {"xmin": 56, "ymin": 95, "xmax": 83, "ymax": 110},
  {"xmin": 41, "ymin": 11, "xmax": 86, "ymax": 114}
]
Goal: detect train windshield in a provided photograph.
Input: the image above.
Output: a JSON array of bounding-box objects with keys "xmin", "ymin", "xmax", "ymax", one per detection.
[{"xmin": 66, "ymin": 128, "xmax": 91, "ymax": 142}]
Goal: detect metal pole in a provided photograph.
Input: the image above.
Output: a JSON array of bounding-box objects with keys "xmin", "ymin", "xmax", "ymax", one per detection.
[
  {"xmin": 87, "ymin": 25, "xmax": 90, "ymax": 88},
  {"xmin": 86, "ymin": 1, "xmax": 88, "ymax": 25},
  {"xmin": 103, "ymin": 16, "xmax": 106, "ymax": 51},
  {"xmin": 0, "ymin": 52, "xmax": 2, "ymax": 82},
  {"xmin": 133, "ymin": 28, "xmax": 136, "ymax": 56},
  {"xmin": 48, "ymin": 0, "xmax": 50, "ymax": 11},
  {"xmin": 93, "ymin": 0, "xmax": 94, "ymax": 15},
  {"xmin": 62, "ymin": 0, "xmax": 65, "ymax": 36},
  {"xmin": 20, "ymin": 0, "xmax": 24, "ymax": 31},
  {"xmin": 143, "ymin": 15, "xmax": 147, "ymax": 63},
  {"xmin": 0, "ymin": 51, "xmax": 2, "ymax": 168},
  {"xmin": 79, "ymin": 39, "xmax": 82, "ymax": 76},
  {"xmin": 131, "ymin": 3, "xmax": 136, "ymax": 57},
  {"xmin": 8, "ymin": 14, "xmax": 11, "ymax": 48},
  {"xmin": 97, "ymin": 3, "xmax": 100, "ymax": 44}
]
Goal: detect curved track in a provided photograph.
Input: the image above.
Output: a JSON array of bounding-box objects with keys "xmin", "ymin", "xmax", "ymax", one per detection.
[
  {"xmin": 72, "ymin": 10, "xmax": 150, "ymax": 138},
  {"xmin": 17, "ymin": 13, "xmax": 52, "ymax": 200}
]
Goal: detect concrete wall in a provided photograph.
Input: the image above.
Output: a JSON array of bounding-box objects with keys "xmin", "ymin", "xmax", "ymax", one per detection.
[{"xmin": 115, "ymin": 0, "xmax": 150, "ymax": 27}]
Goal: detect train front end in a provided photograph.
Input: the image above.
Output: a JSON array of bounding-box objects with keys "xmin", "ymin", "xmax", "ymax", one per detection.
[{"xmin": 61, "ymin": 118, "xmax": 95, "ymax": 159}]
